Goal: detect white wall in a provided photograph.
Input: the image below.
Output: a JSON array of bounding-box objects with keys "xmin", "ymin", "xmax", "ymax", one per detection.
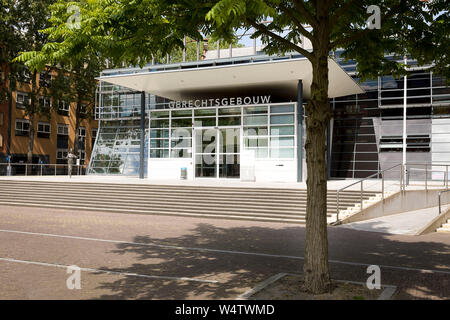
[
  {"xmin": 148, "ymin": 159, "xmax": 193, "ymax": 180},
  {"xmin": 254, "ymin": 159, "xmax": 298, "ymax": 182}
]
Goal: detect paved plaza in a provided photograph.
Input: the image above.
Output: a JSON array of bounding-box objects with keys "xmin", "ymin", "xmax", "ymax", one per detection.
[{"xmin": 0, "ymin": 204, "xmax": 448, "ymax": 300}]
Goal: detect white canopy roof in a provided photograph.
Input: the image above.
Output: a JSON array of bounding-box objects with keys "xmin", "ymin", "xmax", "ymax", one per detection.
[{"xmin": 99, "ymin": 57, "xmax": 364, "ymax": 101}]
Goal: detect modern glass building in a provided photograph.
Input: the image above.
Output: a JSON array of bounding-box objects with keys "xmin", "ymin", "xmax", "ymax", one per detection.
[{"xmin": 89, "ymin": 50, "xmax": 450, "ymax": 182}]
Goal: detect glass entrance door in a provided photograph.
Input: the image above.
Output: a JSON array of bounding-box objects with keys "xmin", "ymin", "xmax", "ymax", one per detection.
[
  {"xmin": 219, "ymin": 128, "xmax": 240, "ymax": 178},
  {"xmin": 194, "ymin": 128, "xmax": 240, "ymax": 178}
]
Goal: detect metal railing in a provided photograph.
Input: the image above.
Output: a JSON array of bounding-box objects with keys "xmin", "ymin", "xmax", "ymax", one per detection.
[
  {"xmin": 438, "ymin": 189, "xmax": 450, "ymax": 215},
  {"xmin": 404, "ymin": 163, "xmax": 449, "ymax": 190},
  {"xmin": 336, "ymin": 162, "xmax": 450, "ymax": 222},
  {"xmin": 336, "ymin": 164, "xmax": 403, "ymax": 222},
  {"xmin": 0, "ymin": 163, "xmax": 86, "ymax": 176}
]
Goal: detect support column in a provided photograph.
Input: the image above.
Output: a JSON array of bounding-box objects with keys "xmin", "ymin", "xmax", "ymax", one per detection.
[
  {"xmin": 297, "ymin": 80, "xmax": 304, "ymax": 182},
  {"xmin": 139, "ymin": 92, "xmax": 146, "ymax": 179}
]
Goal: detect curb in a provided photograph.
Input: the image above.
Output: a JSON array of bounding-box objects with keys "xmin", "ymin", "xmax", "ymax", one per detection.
[{"xmin": 237, "ymin": 273, "xmax": 397, "ymax": 300}]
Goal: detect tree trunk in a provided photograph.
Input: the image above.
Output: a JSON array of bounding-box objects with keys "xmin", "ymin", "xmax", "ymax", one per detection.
[
  {"xmin": 27, "ymin": 114, "xmax": 35, "ymax": 164},
  {"xmin": 73, "ymin": 98, "xmax": 81, "ymax": 156},
  {"xmin": 302, "ymin": 46, "xmax": 333, "ymax": 294},
  {"xmin": 27, "ymin": 70, "xmax": 38, "ymax": 164}
]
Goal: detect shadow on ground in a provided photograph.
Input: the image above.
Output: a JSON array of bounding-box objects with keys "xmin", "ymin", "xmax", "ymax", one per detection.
[{"xmin": 92, "ymin": 222, "xmax": 450, "ymax": 300}]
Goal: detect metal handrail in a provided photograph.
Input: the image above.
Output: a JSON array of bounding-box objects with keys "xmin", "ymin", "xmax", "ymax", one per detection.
[
  {"xmin": 438, "ymin": 189, "xmax": 450, "ymax": 215},
  {"xmin": 336, "ymin": 163, "xmax": 403, "ymax": 222},
  {"xmin": 0, "ymin": 163, "xmax": 85, "ymax": 176},
  {"xmin": 336, "ymin": 162, "xmax": 450, "ymax": 222},
  {"xmin": 404, "ymin": 163, "xmax": 449, "ymax": 190}
]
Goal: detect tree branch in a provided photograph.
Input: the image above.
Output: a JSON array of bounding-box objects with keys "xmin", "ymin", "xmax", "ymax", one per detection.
[
  {"xmin": 330, "ymin": 0, "xmax": 359, "ymax": 28},
  {"xmin": 279, "ymin": 3, "xmax": 317, "ymax": 47},
  {"xmin": 292, "ymin": 0, "xmax": 319, "ymax": 29},
  {"xmin": 246, "ymin": 19, "xmax": 314, "ymax": 61}
]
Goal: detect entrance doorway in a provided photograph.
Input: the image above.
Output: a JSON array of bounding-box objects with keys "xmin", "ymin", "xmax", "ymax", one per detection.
[{"xmin": 194, "ymin": 127, "xmax": 240, "ymax": 179}]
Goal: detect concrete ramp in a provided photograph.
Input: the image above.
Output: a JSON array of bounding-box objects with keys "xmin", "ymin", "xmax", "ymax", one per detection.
[{"xmin": 338, "ymin": 205, "xmax": 450, "ymax": 235}]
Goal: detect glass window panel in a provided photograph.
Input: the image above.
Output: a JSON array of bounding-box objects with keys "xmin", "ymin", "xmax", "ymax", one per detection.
[
  {"xmin": 270, "ymin": 126, "xmax": 294, "ymax": 136},
  {"xmin": 150, "ymin": 149, "xmax": 169, "ymax": 158},
  {"xmin": 244, "ymin": 115, "xmax": 267, "ymax": 125},
  {"xmin": 218, "ymin": 116, "xmax": 241, "ymax": 126},
  {"xmin": 171, "ymin": 138, "xmax": 192, "ymax": 148},
  {"xmin": 171, "ymin": 148, "xmax": 192, "ymax": 158},
  {"xmin": 171, "ymin": 110, "xmax": 192, "ymax": 117},
  {"xmin": 150, "ymin": 119, "xmax": 169, "ymax": 128},
  {"xmin": 244, "ymin": 127, "xmax": 268, "ymax": 136},
  {"xmin": 244, "ymin": 138, "xmax": 268, "ymax": 148},
  {"xmin": 218, "ymin": 107, "xmax": 241, "ymax": 115},
  {"xmin": 150, "ymin": 139, "xmax": 169, "ymax": 148},
  {"xmin": 150, "ymin": 129, "xmax": 169, "ymax": 139},
  {"xmin": 244, "ymin": 106, "xmax": 267, "ymax": 114},
  {"xmin": 271, "ymin": 148, "xmax": 294, "ymax": 158},
  {"xmin": 194, "ymin": 117, "xmax": 216, "ymax": 127},
  {"xmin": 270, "ymin": 105, "xmax": 295, "ymax": 113},
  {"xmin": 171, "ymin": 128, "xmax": 192, "ymax": 137},
  {"xmin": 271, "ymin": 137, "xmax": 294, "ymax": 147},
  {"xmin": 194, "ymin": 109, "xmax": 216, "ymax": 116},
  {"xmin": 150, "ymin": 111, "xmax": 169, "ymax": 119},
  {"xmin": 247, "ymin": 148, "xmax": 268, "ymax": 158},
  {"xmin": 171, "ymin": 118, "xmax": 192, "ymax": 127},
  {"xmin": 270, "ymin": 115, "xmax": 294, "ymax": 125}
]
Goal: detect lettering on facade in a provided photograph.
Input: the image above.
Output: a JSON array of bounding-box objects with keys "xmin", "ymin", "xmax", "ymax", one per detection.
[{"xmin": 168, "ymin": 95, "xmax": 271, "ymax": 109}]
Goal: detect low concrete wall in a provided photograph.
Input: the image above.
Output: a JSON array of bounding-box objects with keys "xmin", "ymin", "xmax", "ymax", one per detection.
[
  {"xmin": 343, "ymin": 189, "xmax": 450, "ymax": 223},
  {"xmin": 417, "ymin": 208, "xmax": 450, "ymax": 235}
]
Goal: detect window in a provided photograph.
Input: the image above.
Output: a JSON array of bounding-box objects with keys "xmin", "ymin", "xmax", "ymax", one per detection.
[
  {"xmin": 57, "ymin": 124, "xmax": 69, "ymax": 149},
  {"xmin": 79, "ymin": 103, "xmax": 88, "ymax": 116},
  {"xmin": 37, "ymin": 122, "xmax": 51, "ymax": 138},
  {"xmin": 58, "ymin": 100, "xmax": 70, "ymax": 116},
  {"xmin": 78, "ymin": 126, "xmax": 86, "ymax": 151},
  {"xmin": 19, "ymin": 68, "xmax": 32, "ymax": 83},
  {"xmin": 16, "ymin": 92, "xmax": 30, "ymax": 109},
  {"xmin": 39, "ymin": 96, "xmax": 51, "ymax": 109},
  {"xmin": 39, "ymin": 71, "xmax": 52, "ymax": 88},
  {"xmin": 15, "ymin": 119, "xmax": 30, "ymax": 136},
  {"xmin": 56, "ymin": 149, "xmax": 68, "ymax": 164},
  {"xmin": 57, "ymin": 123, "xmax": 69, "ymax": 135},
  {"xmin": 78, "ymin": 150, "xmax": 85, "ymax": 164}
]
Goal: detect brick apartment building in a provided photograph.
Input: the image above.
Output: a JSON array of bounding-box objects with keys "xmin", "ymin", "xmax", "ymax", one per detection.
[{"xmin": 0, "ymin": 64, "xmax": 98, "ymax": 167}]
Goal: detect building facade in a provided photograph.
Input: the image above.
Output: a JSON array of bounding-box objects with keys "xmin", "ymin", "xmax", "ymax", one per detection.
[
  {"xmin": 0, "ymin": 66, "xmax": 98, "ymax": 167},
  {"xmin": 90, "ymin": 50, "xmax": 450, "ymax": 182}
]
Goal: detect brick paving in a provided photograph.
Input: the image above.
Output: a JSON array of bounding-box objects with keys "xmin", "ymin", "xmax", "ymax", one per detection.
[{"xmin": 0, "ymin": 205, "xmax": 448, "ymax": 300}]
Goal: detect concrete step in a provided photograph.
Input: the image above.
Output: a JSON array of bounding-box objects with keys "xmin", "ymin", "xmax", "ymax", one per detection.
[
  {"xmin": 0, "ymin": 199, "xmax": 307, "ymax": 223},
  {"xmin": 0, "ymin": 180, "xmax": 373, "ymax": 224},
  {"xmin": 0, "ymin": 200, "xmax": 307, "ymax": 224},
  {"xmin": 0, "ymin": 195, "xmax": 335, "ymax": 217},
  {"xmin": 0, "ymin": 180, "xmax": 378, "ymax": 195},
  {"xmin": 0, "ymin": 184, "xmax": 376, "ymax": 199},
  {"xmin": 0, "ymin": 192, "xmax": 358, "ymax": 211},
  {"xmin": 0, "ymin": 190, "xmax": 364, "ymax": 207}
]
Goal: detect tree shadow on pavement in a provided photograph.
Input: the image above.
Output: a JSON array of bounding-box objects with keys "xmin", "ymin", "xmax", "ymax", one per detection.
[{"xmin": 92, "ymin": 222, "xmax": 450, "ymax": 300}]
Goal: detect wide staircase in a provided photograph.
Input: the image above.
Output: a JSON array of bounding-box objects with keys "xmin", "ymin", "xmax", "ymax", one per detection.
[{"xmin": 0, "ymin": 180, "xmax": 377, "ymax": 224}]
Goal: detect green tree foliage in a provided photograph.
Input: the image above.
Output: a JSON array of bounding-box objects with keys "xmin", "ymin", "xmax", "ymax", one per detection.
[
  {"xmin": 1, "ymin": 0, "xmax": 55, "ymax": 163},
  {"xmin": 48, "ymin": 56, "xmax": 103, "ymax": 155},
  {"xmin": 16, "ymin": 0, "xmax": 449, "ymax": 293}
]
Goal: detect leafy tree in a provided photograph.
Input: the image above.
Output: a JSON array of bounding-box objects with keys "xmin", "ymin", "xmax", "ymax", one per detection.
[
  {"xmin": 17, "ymin": 0, "xmax": 449, "ymax": 293},
  {"xmin": 49, "ymin": 58, "xmax": 103, "ymax": 157},
  {"xmin": 1, "ymin": 0, "xmax": 55, "ymax": 163}
]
